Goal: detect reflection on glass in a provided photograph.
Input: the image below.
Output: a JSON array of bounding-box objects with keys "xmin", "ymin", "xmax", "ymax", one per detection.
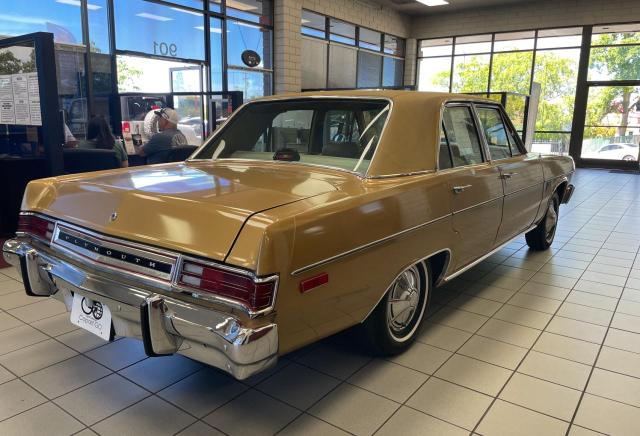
[
  {"xmin": 493, "ymin": 31, "xmax": 534, "ymax": 52},
  {"xmin": 592, "ymin": 23, "xmax": 640, "ymax": 45},
  {"xmin": 209, "ymin": 0, "xmax": 221, "ymax": 13},
  {"xmin": 536, "ymin": 27, "xmax": 582, "ymax": 49},
  {"xmin": 0, "ymin": 1, "xmax": 83, "ymax": 45},
  {"xmin": 532, "ymin": 132, "xmax": 570, "ymax": 155},
  {"xmin": 116, "ymin": 55, "xmax": 203, "ymax": 93},
  {"xmin": 113, "ymin": 0, "xmax": 205, "ymax": 60},
  {"xmin": 503, "ymin": 94, "xmax": 527, "ymax": 133},
  {"xmin": 57, "ymin": 49, "xmax": 88, "ymax": 139},
  {"xmin": 228, "ymin": 69, "xmax": 271, "ymax": 100},
  {"xmin": 90, "ymin": 52, "xmax": 113, "ymax": 123},
  {"xmin": 533, "ymin": 49, "xmax": 580, "ymax": 133},
  {"xmin": 210, "ymin": 17, "xmax": 223, "ymax": 91},
  {"xmin": 359, "ymin": 28, "xmax": 381, "ymax": 51},
  {"xmin": 490, "ymin": 51, "xmax": 533, "ymax": 94},
  {"xmin": 582, "ymin": 86, "xmax": 640, "ymax": 161},
  {"xmin": 0, "ymin": 43, "xmax": 44, "ymax": 159},
  {"xmin": 88, "ymin": 0, "xmax": 110, "ymax": 53},
  {"xmin": 384, "ymin": 35, "xmax": 404, "ymax": 56},
  {"xmin": 382, "ymin": 57, "xmax": 403, "ymax": 87},
  {"xmin": 418, "ymin": 57, "xmax": 451, "ymax": 92},
  {"xmin": 454, "ymin": 34, "xmax": 492, "ymax": 55},
  {"xmin": 420, "ymin": 38, "xmax": 453, "ymax": 57},
  {"xmin": 226, "ymin": 0, "xmax": 272, "ymax": 25},
  {"xmin": 357, "ymin": 51, "xmax": 382, "ymax": 88},
  {"xmin": 302, "ymin": 10, "xmax": 325, "ymax": 38},
  {"xmin": 452, "ymin": 54, "xmax": 490, "ymax": 92},
  {"xmin": 171, "ymin": 67, "xmax": 202, "ymax": 92},
  {"xmin": 330, "ymin": 19, "xmax": 356, "ymax": 45},
  {"xmin": 227, "ymin": 20, "xmax": 272, "ymax": 69},
  {"xmin": 174, "ymin": 95, "xmax": 204, "ymax": 145}
]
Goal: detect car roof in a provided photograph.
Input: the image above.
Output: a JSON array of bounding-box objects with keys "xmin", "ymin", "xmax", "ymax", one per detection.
[{"xmin": 251, "ymin": 90, "xmax": 497, "ymax": 176}]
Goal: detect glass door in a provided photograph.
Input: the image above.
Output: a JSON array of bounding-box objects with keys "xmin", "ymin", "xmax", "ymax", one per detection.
[{"xmin": 577, "ymin": 24, "xmax": 640, "ymax": 166}]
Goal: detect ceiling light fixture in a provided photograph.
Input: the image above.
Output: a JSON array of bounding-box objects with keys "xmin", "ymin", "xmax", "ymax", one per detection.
[{"xmin": 417, "ymin": 0, "xmax": 450, "ymax": 6}]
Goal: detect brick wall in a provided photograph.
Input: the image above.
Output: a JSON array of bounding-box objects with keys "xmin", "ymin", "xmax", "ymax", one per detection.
[
  {"xmin": 273, "ymin": 0, "xmax": 412, "ymax": 94},
  {"xmin": 411, "ymin": 0, "xmax": 640, "ymax": 39}
]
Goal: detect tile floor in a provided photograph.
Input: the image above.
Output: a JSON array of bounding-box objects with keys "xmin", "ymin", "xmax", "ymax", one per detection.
[{"xmin": 1, "ymin": 168, "xmax": 640, "ymax": 436}]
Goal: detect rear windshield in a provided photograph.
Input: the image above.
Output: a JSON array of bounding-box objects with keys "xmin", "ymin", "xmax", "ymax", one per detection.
[{"xmin": 193, "ymin": 99, "xmax": 390, "ymax": 175}]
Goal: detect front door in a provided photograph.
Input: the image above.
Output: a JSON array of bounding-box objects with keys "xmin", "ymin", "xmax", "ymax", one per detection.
[
  {"xmin": 439, "ymin": 104, "xmax": 504, "ymax": 270},
  {"xmin": 474, "ymin": 105, "xmax": 544, "ymax": 244}
]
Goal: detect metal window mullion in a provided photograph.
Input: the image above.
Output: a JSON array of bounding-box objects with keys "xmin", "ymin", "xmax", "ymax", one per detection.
[
  {"xmin": 81, "ymin": 0, "xmax": 94, "ymax": 121},
  {"xmin": 568, "ymin": 25, "xmax": 593, "ymax": 164}
]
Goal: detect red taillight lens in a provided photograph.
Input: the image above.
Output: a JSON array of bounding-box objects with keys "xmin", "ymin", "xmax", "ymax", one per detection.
[
  {"xmin": 17, "ymin": 214, "xmax": 55, "ymax": 243},
  {"xmin": 178, "ymin": 261, "xmax": 276, "ymax": 312}
]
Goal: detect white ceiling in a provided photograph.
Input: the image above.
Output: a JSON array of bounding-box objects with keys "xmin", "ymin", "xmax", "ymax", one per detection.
[{"xmin": 371, "ymin": 0, "xmax": 535, "ymax": 15}]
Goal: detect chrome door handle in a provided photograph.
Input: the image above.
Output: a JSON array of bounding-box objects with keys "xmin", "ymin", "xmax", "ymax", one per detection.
[
  {"xmin": 501, "ymin": 172, "xmax": 519, "ymax": 179},
  {"xmin": 453, "ymin": 185, "xmax": 472, "ymax": 194}
]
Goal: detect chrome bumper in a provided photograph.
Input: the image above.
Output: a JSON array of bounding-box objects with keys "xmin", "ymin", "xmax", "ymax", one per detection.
[{"xmin": 2, "ymin": 239, "xmax": 278, "ymax": 380}]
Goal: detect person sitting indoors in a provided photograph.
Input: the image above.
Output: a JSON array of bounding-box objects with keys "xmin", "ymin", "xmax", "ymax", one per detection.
[
  {"xmin": 135, "ymin": 107, "xmax": 188, "ymax": 164},
  {"xmin": 78, "ymin": 116, "xmax": 128, "ymax": 168}
]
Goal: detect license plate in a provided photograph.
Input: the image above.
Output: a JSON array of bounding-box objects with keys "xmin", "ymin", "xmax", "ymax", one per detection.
[{"xmin": 70, "ymin": 293, "xmax": 113, "ymax": 341}]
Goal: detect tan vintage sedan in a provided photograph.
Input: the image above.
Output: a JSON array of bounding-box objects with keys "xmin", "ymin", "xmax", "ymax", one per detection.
[{"xmin": 3, "ymin": 91, "xmax": 574, "ymax": 379}]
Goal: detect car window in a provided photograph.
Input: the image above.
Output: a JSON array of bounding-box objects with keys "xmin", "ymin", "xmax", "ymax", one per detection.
[
  {"xmin": 439, "ymin": 122, "xmax": 453, "ymax": 169},
  {"xmin": 476, "ymin": 107, "xmax": 512, "ymax": 160},
  {"xmin": 325, "ymin": 110, "xmax": 359, "ymax": 144},
  {"xmin": 195, "ymin": 99, "xmax": 390, "ymax": 175},
  {"xmin": 442, "ymin": 106, "xmax": 484, "ymax": 167}
]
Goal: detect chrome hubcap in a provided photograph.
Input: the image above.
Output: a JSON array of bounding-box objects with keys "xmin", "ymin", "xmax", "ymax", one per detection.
[
  {"xmin": 545, "ymin": 201, "xmax": 558, "ymax": 242},
  {"xmin": 387, "ymin": 266, "xmax": 421, "ymax": 336}
]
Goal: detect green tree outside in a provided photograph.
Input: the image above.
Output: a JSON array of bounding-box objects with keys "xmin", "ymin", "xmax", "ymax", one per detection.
[
  {"xmin": 431, "ymin": 50, "xmax": 580, "ymax": 147},
  {"xmin": 586, "ymin": 32, "xmax": 640, "ymax": 140}
]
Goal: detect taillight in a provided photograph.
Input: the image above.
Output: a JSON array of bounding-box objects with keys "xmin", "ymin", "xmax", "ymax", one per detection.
[
  {"xmin": 17, "ymin": 214, "xmax": 55, "ymax": 244},
  {"xmin": 178, "ymin": 260, "xmax": 276, "ymax": 312}
]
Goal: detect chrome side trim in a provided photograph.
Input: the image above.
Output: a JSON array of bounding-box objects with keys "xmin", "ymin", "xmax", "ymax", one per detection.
[
  {"xmin": 504, "ymin": 181, "xmax": 545, "ymax": 197},
  {"xmin": 452, "ymin": 196, "xmax": 502, "ymax": 215},
  {"xmin": 291, "ymin": 214, "xmax": 451, "ymax": 276},
  {"xmin": 442, "ymin": 223, "xmax": 538, "ymax": 282}
]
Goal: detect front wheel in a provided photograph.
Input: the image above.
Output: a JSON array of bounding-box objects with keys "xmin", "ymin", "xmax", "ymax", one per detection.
[
  {"xmin": 362, "ymin": 261, "xmax": 431, "ymax": 355},
  {"xmin": 622, "ymin": 155, "xmax": 636, "ymax": 162},
  {"xmin": 526, "ymin": 192, "xmax": 560, "ymax": 251}
]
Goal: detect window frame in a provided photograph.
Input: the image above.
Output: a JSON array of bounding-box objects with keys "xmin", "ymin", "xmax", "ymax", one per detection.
[
  {"xmin": 438, "ymin": 101, "xmax": 488, "ymax": 171},
  {"xmin": 473, "ymin": 103, "xmax": 527, "ymax": 160}
]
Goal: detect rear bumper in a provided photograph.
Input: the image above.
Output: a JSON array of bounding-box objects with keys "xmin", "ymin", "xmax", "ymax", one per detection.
[
  {"xmin": 2, "ymin": 238, "xmax": 278, "ymax": 380},
  {"xmin": 561, "ymin": 183, "xmax": 575, "ymax": 204}
]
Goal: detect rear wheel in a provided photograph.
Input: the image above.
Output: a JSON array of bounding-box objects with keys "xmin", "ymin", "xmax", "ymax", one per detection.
[
  {"xmin": 526, "ymin": 192, "xmax": 560, "ymax": 251},
  {"xmin": 363, "ymin": 261, "xmax": 430, "ymax": 355},
  {"xmin": 622, "ymin": 155, "xmax": 635, "ymax": 162}
]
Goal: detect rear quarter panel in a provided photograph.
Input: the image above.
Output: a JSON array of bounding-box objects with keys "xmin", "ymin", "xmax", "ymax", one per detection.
[
  {"xmin": 226, "ymin": 173, "xmax": 456, "ymax": 354},
  {"xmin": 534, "ymin": 155, "xmax": 575, "ymax": 223}
]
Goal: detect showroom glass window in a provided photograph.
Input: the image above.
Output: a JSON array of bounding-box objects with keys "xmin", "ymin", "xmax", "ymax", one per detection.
[
  {"xmin": 418, "ymin": 27, "xmax": 583, "ymax": 155},
  {"xmin": 299, "ymin": 10, "xmax": 405, "ymax": 90},
  {"xmin": 0, "ymin": 1, "xmax": 83, "ymax": 44},
  {"xmin": 301, "ymin": 10, "xmax": 326, "ymax": 38},
  {"xmin": 581, "ymin": 23, "xmax": 640, "ymax": 162},
  {"xmin": 226, "ymin": 18, "xmax": 273, "ymax": 100},
  {"xmin": 113, "ymin": 0, "xmax": 205, "ymax": 60}
]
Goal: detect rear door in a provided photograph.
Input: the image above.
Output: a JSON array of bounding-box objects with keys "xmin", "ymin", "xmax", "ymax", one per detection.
[
  {"xmin": 439, "ymin": 104, "xmax": 504, "ymax": 270},
  {"xmin": 474, "ymin": 104, "xmax": 543, "ymax": 245}
]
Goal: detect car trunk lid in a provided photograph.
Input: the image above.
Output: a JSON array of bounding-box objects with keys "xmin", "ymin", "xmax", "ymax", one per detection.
[{"xmin": 25, "ymin": 161, "xmax": 346, "ymax": 261}]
